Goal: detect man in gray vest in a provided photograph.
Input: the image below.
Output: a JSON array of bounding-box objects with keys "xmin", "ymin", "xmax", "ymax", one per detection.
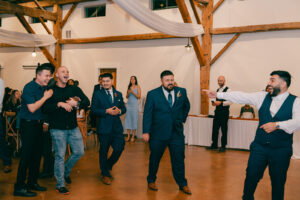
[
  {"xmin": 204, "ymin": 70, "xmax": 300, "ymax": 200},
  {"xmin": 206, "ymin": 76, "xmax": 232, "ymax": 152}
]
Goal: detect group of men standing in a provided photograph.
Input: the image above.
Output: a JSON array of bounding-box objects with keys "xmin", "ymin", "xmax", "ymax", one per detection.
[{"xmin": 7, "ymin": 63, "xmax": 300, "ymax": 200}]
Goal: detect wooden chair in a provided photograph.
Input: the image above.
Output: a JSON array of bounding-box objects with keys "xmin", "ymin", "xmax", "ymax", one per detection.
[{"xmin": 4, "ymin": 111, "xmax": 20, "ymax": 153}]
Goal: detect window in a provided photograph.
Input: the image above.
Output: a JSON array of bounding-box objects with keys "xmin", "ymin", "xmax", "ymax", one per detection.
[
  {"xmin": 85, "ymin": 5, "xmax": 106, "ymax": 18},
  {"xmin": 31, "ymin": 17, "xmax": 47, "ymax": 24},
  {"xmin": 152, "ymin": 0, "xmax": 177, "ymax": 10}
]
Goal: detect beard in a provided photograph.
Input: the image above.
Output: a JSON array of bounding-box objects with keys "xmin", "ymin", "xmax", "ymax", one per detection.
[
  {"xmin": 268, "ymin": 85, "xmax": 281, "ymax": 97},
  {"xmin": 163, "ymin": 84, "xmax": 174, "ymax": 92}
]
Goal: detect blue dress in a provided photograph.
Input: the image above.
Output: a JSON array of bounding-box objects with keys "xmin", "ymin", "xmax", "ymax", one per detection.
[{"xmin": 124, "ymin": 88, "xmax": 139, "ymax": 130}]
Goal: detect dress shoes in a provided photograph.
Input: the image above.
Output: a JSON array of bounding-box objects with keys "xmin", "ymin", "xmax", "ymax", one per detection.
[
  {"xmin": 148, "ymin": 182, "xmax": 158, "ymax": 191},
  {"xmin": 3, "ymin": 165, "xmax": 12, "ymax": 173},
  {"xmin": 14, "ymin": 188, "xmax": 37, "ymax": 197},
  {"xmin": 28, "ymin": 183, "xmax": 47, "ymax": 191},
  {"xmin": 102, "ymin": 176, "xmax": 112, "ymax": 185},
  {"xmin": 219, "ymin": 147, "xmax": 226, "ymax": 152},
  {"xmin": 206, "ymin": 145, "xmax": 218, "ymax": 150},
  {"xmin": 180, "ymin": 186, "xmax": 192, "ymax": 195}
]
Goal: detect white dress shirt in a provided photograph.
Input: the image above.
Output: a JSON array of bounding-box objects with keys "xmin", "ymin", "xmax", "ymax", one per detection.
[
  {"xmin": 217, "ymin": 86, "xmax": 233, "ymax": 106},
  {"xmin": 217, "ymin": 91, "xmax": 300, "ymax": 134},
  {"xmin": 162, "ymin": 87, "xmax": 175, "ymax": 106}
]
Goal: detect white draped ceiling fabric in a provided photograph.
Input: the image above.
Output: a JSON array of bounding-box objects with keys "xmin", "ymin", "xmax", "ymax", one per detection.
[
  {"xmin": 0, "ymin": 28, "xmax": 56, "ymax": 47},
  {"xmin": 113, "ymin": 0, "xmax": 204, "ymax": 37}
]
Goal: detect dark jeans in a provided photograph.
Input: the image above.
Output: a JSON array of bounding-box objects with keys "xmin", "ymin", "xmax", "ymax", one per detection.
[
  {"xmin": 41, "ymin": 131, "xmax": 54, "ymax": 175},
  {"xmin": 147, "ymin": 136, "xmax": 187, "ymax": 188},
  {"xmin": 211, "ymin": 110, "xmax": 229, "ymax": 147},
  {"xmin": 98, "ymin": 133, "xmax": 125, "ymax": 177},
  {"xmin": 242, "ymin": 142, "xmax": 292, "ymax": 200},
  {"xmin": 15, "ymin": 120, "xmax": 43, "ymax": 189},
  {"xmin": 0, "ymin": 114, "xmax": 11, "ymax": 166}
]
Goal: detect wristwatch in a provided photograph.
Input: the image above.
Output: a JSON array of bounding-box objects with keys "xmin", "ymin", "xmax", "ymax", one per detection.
[{"xmin": 276, "ymin": 123, "xmax": 280, "ymax": 129}]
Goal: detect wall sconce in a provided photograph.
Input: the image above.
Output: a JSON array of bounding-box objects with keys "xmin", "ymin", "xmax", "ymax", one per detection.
[
  {"xmin": 32, "ymin": 48, "xmax": 37, "ymax": 57},
  {"xmin": 185, "ymin": 38, "xmax": 192, "ymax": 51}
]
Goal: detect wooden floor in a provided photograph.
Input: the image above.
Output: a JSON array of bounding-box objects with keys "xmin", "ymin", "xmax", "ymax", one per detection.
[{"xmin": 1, "ymin": 138, "xmax": 300, "ymax": 200}]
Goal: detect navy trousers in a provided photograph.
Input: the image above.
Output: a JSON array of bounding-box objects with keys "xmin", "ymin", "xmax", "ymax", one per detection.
[
  {"xmin": 242, "ymin": 142, "xmax": 292, "ymax": 200},
  {"xmin": 98, "ymin": 133, "xmax": 125, "ymax": 177},
  {"xmin": 147, "ymin": 136, "xmax": 187, "ymax": 188}
]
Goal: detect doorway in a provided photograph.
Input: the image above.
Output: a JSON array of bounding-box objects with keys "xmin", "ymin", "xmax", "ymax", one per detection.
[{"xmin": 100, "ymin": 68, "xmax": 117, "ymax": 89}]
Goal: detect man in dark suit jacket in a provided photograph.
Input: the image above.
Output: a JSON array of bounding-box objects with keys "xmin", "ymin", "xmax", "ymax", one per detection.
[
  {"xmin": 91, "ymin": 73, "xmax": 126, "ymax": 185},
  {"xmin": 143, "ymin": 70, "xmax": 191, "ymax": 195},
  {"xmin": 93, "ymin": 74, "xmax": 103, "ymax": 94}
]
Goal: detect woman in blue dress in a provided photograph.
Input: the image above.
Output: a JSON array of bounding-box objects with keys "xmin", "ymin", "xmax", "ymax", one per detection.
[{"xmin": 124, "ymin": 76, "xmax": 141, "ymax": 142}]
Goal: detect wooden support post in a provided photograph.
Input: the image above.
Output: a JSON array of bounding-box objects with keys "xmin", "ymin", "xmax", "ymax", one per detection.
[
  {"xmin": 175, "ymin": 0, "xmax": 206, "ymax": 66},
  {"xmin": 15, "ymin": 13, "xmax": 57, "ymax": 68},
  {"xmin": 210, "ymin": 33, "xmax": 241, "ymax": 65},
  {"xmin": 200, "ymin": 0, "xmax": 214, "ymax": 114},
  {"xmin": 189, "ymin": 0, "xmax": 201, "ymax": 24},
  {"xmin": 61, "ymin": 3, "xmax": 78, "ymax": 28},
  {"xmin": 53, "ymin": 4, "xmax": 63, "ymax": 68}
]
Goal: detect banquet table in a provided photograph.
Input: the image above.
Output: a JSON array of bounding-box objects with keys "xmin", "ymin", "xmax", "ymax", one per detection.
[{"xmin": 183, "ymin": 115, "xmax": 300, "ymax": 159}]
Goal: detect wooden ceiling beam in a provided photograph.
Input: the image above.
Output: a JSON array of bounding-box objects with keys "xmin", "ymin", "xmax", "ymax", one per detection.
[
  {"xmin": 175, "ymin": 0, "xmax": 206, "ymax": 66},
  {"xmin": 15, "ymin": 13, "xmax": 57, "ymax": 67},
  {"xmin": 59, "ymin": 33, "xmax": 179, "ymax": 44},
  {"xmin": 61, "ymin": 3, "xmax": 78, "ymax": 28},
  {"xmin": 210, "ymin": 33, "xmax": 241, "ymax": 65},
  {"xmin": 20, "ymin": 0, "xmax": 98, "ymax": 8},
  {"xmin": 212, "ymin": 0, "xmax": 224, "ymax": 13},
  {"xmin": 189, "ymin": 0, "xmax": 201, "ymax": 24},
  {"xmin": 0, "ymin": 1, "xmax": 57, "ymax": 21},
  {"xmin": 211, "ymin": 22, "xmax": 300, "ymax": 35}
]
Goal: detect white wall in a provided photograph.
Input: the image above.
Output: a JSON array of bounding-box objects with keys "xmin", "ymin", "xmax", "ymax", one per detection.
[{"xmin": 0, "ymin": 0, "xmax": 299, "ymax": 116}]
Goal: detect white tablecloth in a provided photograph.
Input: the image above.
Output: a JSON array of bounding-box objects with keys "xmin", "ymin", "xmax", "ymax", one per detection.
[
  {"xmin": 132, "ymin": 114, "xmax": 300, "ymax": 158},
  {"xmin": 183, "ymin": 116, "xmax": 300, "ymax": 158}
]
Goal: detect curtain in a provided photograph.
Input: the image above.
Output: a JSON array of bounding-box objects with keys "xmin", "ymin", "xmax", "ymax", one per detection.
[
  {"xmin": 113, "ymin": 0, "xmax": 204, "ymax": 37},
  {"xmin": 0, "ymin": 28, "xmax": 56, "ymax": 47}
]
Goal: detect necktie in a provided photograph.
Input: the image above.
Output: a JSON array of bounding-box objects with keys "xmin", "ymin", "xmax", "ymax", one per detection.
[
  {"xmin": 106, "ymin": 90, "xmax": 113, "ymax": 104},
  {"xmin": 168, "ymin": 92, "xmax": 172, "ymax": 107}
]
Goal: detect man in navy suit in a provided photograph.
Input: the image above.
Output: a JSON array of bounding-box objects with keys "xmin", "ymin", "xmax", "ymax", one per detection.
[
  {"xmin": 91, "ymin": 73, "xmax": 126, "ymax": 185},
  {"xmin": 143, "ymin": 70, "xmax": 191, "ymax": 194}
]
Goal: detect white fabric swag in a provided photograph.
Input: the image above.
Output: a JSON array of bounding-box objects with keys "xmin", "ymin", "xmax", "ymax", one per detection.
[
  {"xmin": 113, "ymin": 0, "xmax": 204, "ymax": 37},
  {"xmin": 0, "ymin": 28, "xmax": 56, "ymax": 47}
]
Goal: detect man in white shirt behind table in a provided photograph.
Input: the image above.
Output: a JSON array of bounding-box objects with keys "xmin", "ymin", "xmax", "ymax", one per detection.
[{"xmin": 204, "ymin": 70, "xmax": 300, "ymax": 200}]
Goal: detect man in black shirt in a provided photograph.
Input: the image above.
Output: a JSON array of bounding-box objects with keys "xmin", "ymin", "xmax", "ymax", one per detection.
[
  {"xmin": 43, "ymin": 66, "xmax": 90, "ymax": 194},
  {"xmin": 14, "ymin": 63, "xmax": 53, "ymax": 197}
]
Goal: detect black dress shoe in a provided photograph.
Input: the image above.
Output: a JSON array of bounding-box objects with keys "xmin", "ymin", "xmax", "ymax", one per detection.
[
  {"xmin": 219, "ymin": 147, "xmax": 226, "ymax": 152},
  {"xmin": 28, "ymin": 183, "xmax": 47, "ymax": 191},
  {"xmin": 14, "ymin": 188, "xmax": 37, "ymax": 197},
  {"xmin": 206, "ymin": 145, "xmax": 218, "ymax": 150},
  {"xmin": 65, "ymin": 176, "xmax": 72, "ymax": 184}
]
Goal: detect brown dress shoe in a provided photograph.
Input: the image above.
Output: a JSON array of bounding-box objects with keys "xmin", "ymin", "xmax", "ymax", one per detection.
[
  {"xmin": 3, "ymin": 165, "xmax": 12, "ymax": 173},
  {"xmin": 148, "ymin": 183, "xmax": 158, "ymax": 191},
  {"xmin": 102, "ymin": 176, "xmax": 112, "ymax": 185},
  {"xmin": 180, "ymin": 186, "xmax": 192, "ymax": 195}
]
